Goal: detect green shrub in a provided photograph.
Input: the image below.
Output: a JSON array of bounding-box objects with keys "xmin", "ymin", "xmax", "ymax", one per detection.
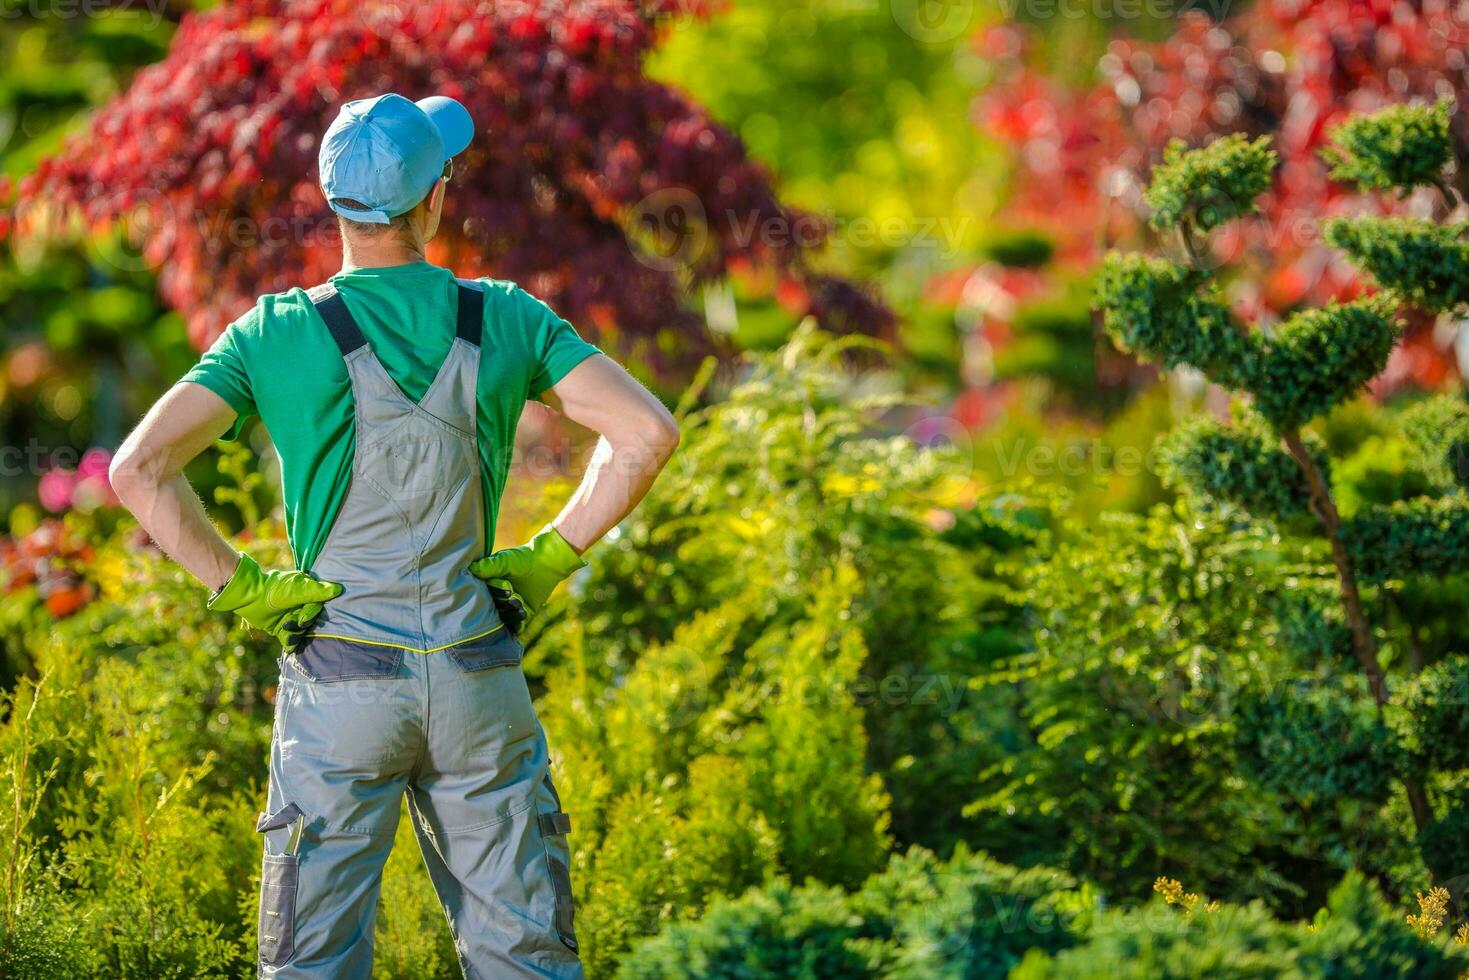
[
  {"xmin": 1341, "ymin": 497, "xmax": 1469, "ymax": 584},
  {"xmin": 971, "ymin": 502, "xmax": 1309, "ymax": 902},
  {"xmin": 1248, "ymin": 301, "xmax": 1400, "ymax": 431},
  {"xmin": 532, "ymin": 327, "xmax": 1039, "ymax": 971},
  {"xmin": 1399, "ymin": 395, "xmax": 1469, "ymax": 492},
  {"xmin": 617, "ymin": 846, "xmax": 1084, "ymax": 980},
  {"xmin": 1014, "ymin": 872, "xmax": 1469, "ymax": 979},
  {"xmin": 615, "ymin": 879, "xmax": 876, "ymax": 979},
  {"xmin": 1095, "ymin": 254, "xmax": 1256, "ymax": 385}
]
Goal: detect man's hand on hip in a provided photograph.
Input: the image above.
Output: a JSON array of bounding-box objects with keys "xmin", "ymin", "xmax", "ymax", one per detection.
[
  {"xmin": 469, "ymin": 526, "xmax": 586, "ymax": 634},
  {"xmin": 207, "ymin": 554, "xmax": 343, "ymax": 652}
]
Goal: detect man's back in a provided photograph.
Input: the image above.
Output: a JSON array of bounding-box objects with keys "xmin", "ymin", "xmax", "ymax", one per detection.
[{"xmin": 184, "ymin": 262, "xmax": 598, "ymax": 568}]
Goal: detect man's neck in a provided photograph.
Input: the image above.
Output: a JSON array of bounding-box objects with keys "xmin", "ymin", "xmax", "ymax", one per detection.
[{"xmin": 339, "ymin": 239, "xmax": 426, "ymax": 273}]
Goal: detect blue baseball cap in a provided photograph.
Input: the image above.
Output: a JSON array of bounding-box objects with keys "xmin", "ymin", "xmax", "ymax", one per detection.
[{"xmin": 319, "ymin": 93, "xmax": 474, "ymax": 224}]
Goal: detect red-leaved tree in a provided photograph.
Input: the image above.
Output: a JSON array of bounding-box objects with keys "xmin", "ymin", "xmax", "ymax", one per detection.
[
  {"xmin": 10, "ymin": 0, "xmax": 890, "ymax": 373},
  {"xmin": 978, "ymin": 0, "xmax": 1469, "ymax": 389}
]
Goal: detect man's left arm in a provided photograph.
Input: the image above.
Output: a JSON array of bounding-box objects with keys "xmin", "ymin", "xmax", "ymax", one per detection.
[
  {"xmin": 470, "ymin": 354, "xmax": 679, "ymax": 623},
  {"xmin": 540, "ymin": 354, "xmax": 680, "ymax": 552}
]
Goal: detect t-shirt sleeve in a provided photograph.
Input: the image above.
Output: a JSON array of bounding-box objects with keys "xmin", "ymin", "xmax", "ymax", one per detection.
[
  {"xmin": 181, "ymin": 308, "xmax": 259, "ymax": 440},
  {"xmin": 515, "ymin": 287, "xmax": 600, "ymax": 396}
]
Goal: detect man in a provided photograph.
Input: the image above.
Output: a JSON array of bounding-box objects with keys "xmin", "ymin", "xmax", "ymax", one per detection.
[{"xmin": 108, "ymin": 93, "xmax": 679, "ymax": 978}]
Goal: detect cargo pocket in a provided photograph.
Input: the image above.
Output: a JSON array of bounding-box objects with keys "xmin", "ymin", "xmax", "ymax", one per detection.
[
  {"xmin": 259, "ymin": 854, "xmax": 298, "ymax": 967},
  {"xmin": 257, "ymin": 804, "xmax": 303, "ymax": 968},
  {"xmin": 536, "ymin": 776, "xmax": 578, "ymax": 954}
]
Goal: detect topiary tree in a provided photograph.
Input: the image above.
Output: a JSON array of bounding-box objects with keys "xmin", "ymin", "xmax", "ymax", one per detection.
[{"xmin": 1094, "ymin": 100, "xmax": 1469, "ymax": 882}]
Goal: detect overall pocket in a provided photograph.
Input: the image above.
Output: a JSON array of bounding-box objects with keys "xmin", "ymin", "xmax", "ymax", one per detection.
[
  {"xmin": 446, "ymin": 628, "xmax": 524, "ymax": 673},
  {"xmin": 536, "ymin": 775, "xmax": 578, "ymax": 953},
  {"xmin": 292, "ymin": 636, "xmax": 404, "ymax": 682}
]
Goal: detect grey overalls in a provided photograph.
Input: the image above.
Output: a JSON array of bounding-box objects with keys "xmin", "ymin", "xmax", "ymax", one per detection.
[{"xmin": 255, "ymin": 281, "xmax": 581, "ymax": 979}]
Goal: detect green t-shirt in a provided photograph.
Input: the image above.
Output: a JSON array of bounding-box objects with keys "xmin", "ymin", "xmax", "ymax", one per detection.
[{"xmin": 183, "ymin": 262, "xmax": 599, "ymax": 570}]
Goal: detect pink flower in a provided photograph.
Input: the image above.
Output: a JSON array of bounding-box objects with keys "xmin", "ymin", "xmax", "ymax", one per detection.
[{"xmin": 37, "ymin": 469, "xmax": 78, "ymax": 513}]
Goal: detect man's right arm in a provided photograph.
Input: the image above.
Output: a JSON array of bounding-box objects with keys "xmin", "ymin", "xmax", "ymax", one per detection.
[{"xmin": 109, "ymin": 381, "xmax": 243, "ymax": 590}]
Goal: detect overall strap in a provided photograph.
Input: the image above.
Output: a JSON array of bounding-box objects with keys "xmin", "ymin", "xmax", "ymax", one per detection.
[
  {"xmin": 454, "ymin": 280, "xmax": 485, "ymax": 348},
  {"xmin": 308, "ymin": 283, "xmax": 368, "ymax": 356},
  {"xmin": 308, "ymin": 280, "xmax": 482, "ymax": 355}
]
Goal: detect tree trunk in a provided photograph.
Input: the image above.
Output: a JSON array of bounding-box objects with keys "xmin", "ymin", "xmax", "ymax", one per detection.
[
  {"xmin": 1281, "ymin": 430, "xmax": 1387, "ymax": 704},
  {"xmin": 1280, "ymin": 429, "xmax": 1437, "ymax": 843}
]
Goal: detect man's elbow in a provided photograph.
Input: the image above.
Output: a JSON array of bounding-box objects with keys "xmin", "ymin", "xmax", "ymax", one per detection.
[
  {"xmin": 644, "ymin": 411, "xmax": 680, "ymax": 464},
  {"xmin": 634, "ymin": 409, "xmax": 680, "ymax": 466},
  {"xmin": 108, "ymin": 445, "xmax": 158, "ymax": 510}
]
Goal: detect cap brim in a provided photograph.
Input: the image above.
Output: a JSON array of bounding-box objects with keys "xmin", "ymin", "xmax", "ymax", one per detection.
[{"xmin": 416, "ymin": 96, "xmax": 474, "ymax": 159}]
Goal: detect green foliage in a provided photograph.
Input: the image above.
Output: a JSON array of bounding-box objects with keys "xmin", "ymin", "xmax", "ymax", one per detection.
[
  {"xmin": 1236, "ymin": 682, "xmax": 1401, "ymax": 805},
  {"xmin": 996, "ymin": 286, "xmax": 1109, "ymax": 411},
  {"xmin": 1332, "ymin": 431, "xmax": 1437, "ymax": 517},
  {"xmin": 1324, "ymin": 217, "xmax": 1469, "ymax": 314},
  {"xmin": 1271, "ymin": 592, "xmax": 1352, "ymax": 665},
  {"xmin": 1321, "ymin": 100, "xmax": 1454, "ymax": 194},
  {"xmin": 1014, "ymin": 872, "xmax": 1469, "ymax": 979},
  {"xmin": 1098, "ymin": 253, "xmax": 1399, "ymax": 431},
  {"xmin": 1144, "ymin": 135, "xmax": 1277, "ymax": 233},
  {"xmin": 1157, "ymin": 413, "xmax": 1318, "ymax": 519},
  {"xmin": 617, "ymin": 846, "xmax": 1084, "ymax": 980},
  {"xmin": 1091, "ymin": 112, "xmax": 1469, "ymax": 897},
  {"xmin": 1249, "ymin": 302, "xmax": 1400, "ymax": 431},
  {"xmin": 373, "ymin": 811, "xmax": 459, "ymax": 977},
  {"xmin": 615, "ymin": 877, "xmax": 875, "ymax": 979},
  {"xmin": 521, "ymin": 328, "xmax": 1044, "ymax": 971},
  {"xmin": 1399, "ymin": 395, "xmax": 1469, "ymax": 492},
  {"xmin": 1298, "ymin": 870, "xmax": 1469, "ymax": 978},
  {"xmin": 971, "ymin": 502, "xmax": 1314, "ymax": 901},
  {"xmin": 1095, "ymin": 253, "xmax": 1257, "ymax": 385},
  {"xmin": 1414, "ymin": 804, "xmax": 1469, "ymax": 892},
  {"xmin": 544, "ymin": 327, "xmax": 1027, "ymax": 836},
  {"xmin": 630, "ymin": 853, "xmax": 1468, "ymax": 979},
  {"xmin": 865, "ymin": 848, "xmax": 1083, "ymax": 979},
  {"xmin": 983, "ymin": 230, "xmax": 1057, "ymax": 269},
  {"xmin": 1396, "ymin": 656, "xmax": 1469, "ymax": 773},
  {"xmin": 0, "ymin": 621, "xmax": 259, "ymax": 977},
  {"xmin": 648, "ymin": 0, "xmax": 993, "ymax": 280},
  {"xmin": 1340, "ymin": 497, "xmax": 1469, "ymax": 584},
  {"xmin": 0, "ymin": 884, "xmax": 101, "ymax": 978}
]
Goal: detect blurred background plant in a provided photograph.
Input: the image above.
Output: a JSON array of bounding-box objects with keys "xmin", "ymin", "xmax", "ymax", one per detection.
[{"xmin": 2, "ymin": 0, "xmax": 1469, "ymax": 976}]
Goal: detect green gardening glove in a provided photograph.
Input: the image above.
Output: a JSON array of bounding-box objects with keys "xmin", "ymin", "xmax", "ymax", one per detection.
[
  {"xmin": 207, "ymin": 554, "xmax": 343, "ymax": 653},
  {"xmin": 468, "ymin": 526, "xmax": 586, "ymax": 634}
]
